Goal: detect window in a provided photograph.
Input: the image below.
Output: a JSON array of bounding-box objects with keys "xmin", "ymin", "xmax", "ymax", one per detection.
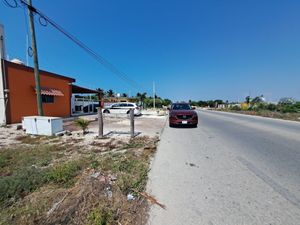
[
  {"xmin": 75, "ymin": 106, "xmax": 82, "ymax": 111},
  {"xmin": 42, "ymin": 95, "xmax": 54, "ymax": 103},
  {"xmin": 112, "ymin": 104, "xmax": 120, "ymax": 108},
  {"xmin": 171, "ymin": 104, "xmax": 191, "ymax": 110}
]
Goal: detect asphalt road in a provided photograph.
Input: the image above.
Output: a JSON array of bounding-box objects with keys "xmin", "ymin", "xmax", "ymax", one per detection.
[{"xmin": 147, "ymin": 110, "xmax": 300, "ymax": 225}]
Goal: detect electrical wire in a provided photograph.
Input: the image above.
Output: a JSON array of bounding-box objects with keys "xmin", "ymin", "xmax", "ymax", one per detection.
[
  {"xmin": 2, "ymin": 0, "xmax": 18, "ymax": 8},
  {"xmin": 17, "ymin": 0, "xmax": 141, "ymax": 89},
  {"xmin": 2, "ymin": 0, "xmax": 152, "ymax": 92}
]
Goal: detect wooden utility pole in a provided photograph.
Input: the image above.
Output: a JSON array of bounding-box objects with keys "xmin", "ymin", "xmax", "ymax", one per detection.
[{"xmin": 27, "ymin": 0, "xmax": 43, "ymax": 116}]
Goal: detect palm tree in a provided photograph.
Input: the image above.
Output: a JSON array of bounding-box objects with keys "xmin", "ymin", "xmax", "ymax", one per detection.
[
  {"xmin": 138, "ymin": 92, "xmax": 147, "ymax": 108},
  {"xmin": 106, "ymin": 89, "xmax": 114, "ymax": 97},
  {"xmin": 74, "ymin": 118, "xmax": 91, "ymax": 134},
  {"xmin": 95, "ymin": 88, "xmax": 104, "ymax": 98},
  {"xmin": 96, "ymin": 88, "xmax": 104, "ymax": 93},
  {"xmin": 245, "ymin": 96, "xmax": 251, "ymax": 104},
  {"xmin": 136, "ymin": 92, "xmax": 141, "ymax": 98},
  {"xmin": 252, "ymin": 95, "xmax": 264, "ymax": 104}
]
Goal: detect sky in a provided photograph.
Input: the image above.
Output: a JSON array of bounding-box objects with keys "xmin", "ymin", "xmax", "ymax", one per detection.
[{"xmin": 1, "ymin": 0, "xmax": 300, "ymax": 102}]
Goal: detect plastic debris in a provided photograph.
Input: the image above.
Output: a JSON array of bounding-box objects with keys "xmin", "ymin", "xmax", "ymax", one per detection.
[
  {"xmin": 90, "ymin": 171, "xmax": 101, "ymax": 178},
  {"xmin": 110, "ymin": 175, "xmax": 117, "ymax": 181},
  {"xmin": 127, "ymin": 193, "xmax": 135, "ymax": 201}
]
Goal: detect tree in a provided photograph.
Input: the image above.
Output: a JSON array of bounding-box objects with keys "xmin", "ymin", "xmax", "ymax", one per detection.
[
  {"xmin": 163, "ymin": 99, "xmax": 172, "ymax": 106},
  {"xmin": 252, "ymin": 95, "xmax": 264, "ymax": 104},
  {"xmin": 197, "ymin": 101, "xmax": 208, "ymax": 107},
  {"xmin": 96, "ymin": 88, "xmax": 104, "ymax": 93},
  {"xmin": 106, "ymin": 89, "xmax": 114, "ymax": 97},
  {"xmin": 207, "ymin": 100, "xmax": 215, "ymax": 108},
  {"xmin": 245, "ymin": 96, "xmax": 251, "ymax": 104},
  {"xmin": 278, "ymin": 97, "xmax": 295, "ymax": 105},
  {"xmin": 121, "ymin": 93, "xmax": 128, "ymax": 97},
  {"xmin": 136, "ymin": 92, "xmax": 147, "ymax": 108}
]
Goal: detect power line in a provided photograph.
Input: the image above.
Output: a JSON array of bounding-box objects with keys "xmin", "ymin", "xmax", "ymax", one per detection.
[{"xmin": 3, "ymin": 0, "xmax": 142, "ymax": 89}]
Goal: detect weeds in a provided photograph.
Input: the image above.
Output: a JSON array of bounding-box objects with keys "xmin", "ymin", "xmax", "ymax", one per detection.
[
  {"xmin": 15, "ymin": 135, "xmax": 48, "ymax": 145},
  {"xmin": 46, "ymin": 160, "xmax": 85, "ymax": 185},
  {"xmin": 0, "ymin": 145, "xmax": 63, "ymax": 176},
  {"xmin": 87, "ymin": 205, "xmax": 114, "ymax": 225},
  {"xmin": 0, "ymin": 136, "xmax": 159, "ymax": 225},
  {"xmin": 0, "ymin": 167, "xmax": 47, "ymax": 206}
]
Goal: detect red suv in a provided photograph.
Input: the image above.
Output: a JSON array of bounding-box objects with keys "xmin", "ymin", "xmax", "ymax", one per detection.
[{"xmin": 169, "ymin": 103, "xmax": 198, "ymax": 127}]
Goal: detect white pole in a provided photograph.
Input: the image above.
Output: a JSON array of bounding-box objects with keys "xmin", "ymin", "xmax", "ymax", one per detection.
[
  {"xmin": 153, "ymin": 81, "xmax": 156, "ymax": 109},
  {"xmin": 26, "ymin": 34, "xmax": 29, "ymax": 66}
]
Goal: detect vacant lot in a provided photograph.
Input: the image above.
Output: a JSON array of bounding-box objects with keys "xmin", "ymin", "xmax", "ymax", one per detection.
[
  {"xmin": 215, "ymin": 109, "xmax": 300, "ymax": 122},
  {"xmin": 0, "ymin": 114, "xmax": 165, "ymax": 225}
]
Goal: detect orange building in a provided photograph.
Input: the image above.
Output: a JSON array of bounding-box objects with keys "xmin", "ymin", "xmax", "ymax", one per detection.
[{"xmin": 0, "ymin": 60, "xmax": 99, "ymax": 124}]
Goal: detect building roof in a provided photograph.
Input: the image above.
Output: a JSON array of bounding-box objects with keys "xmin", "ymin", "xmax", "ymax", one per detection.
[
  {"xmin": 72, "ymin": 84, "xmax": 101, "ymax": 94},
  {"xmin": 3, "ymin": 59, "xmax": 76, "ymax": 82}
]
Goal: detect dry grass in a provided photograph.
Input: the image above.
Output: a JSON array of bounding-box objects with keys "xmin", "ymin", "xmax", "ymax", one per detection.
[
  {"xmin": 217, "ymin": 109, "xmax": 300, "ymax": 122},
  {"xmin": 0, "ymin": 134, "xmax": 159, "ymax": 225}
]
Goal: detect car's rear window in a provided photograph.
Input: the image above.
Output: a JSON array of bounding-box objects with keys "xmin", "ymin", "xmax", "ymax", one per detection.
[{"xmin": 172, "ymin": 104, "xmax": 191, "ymax": 110}]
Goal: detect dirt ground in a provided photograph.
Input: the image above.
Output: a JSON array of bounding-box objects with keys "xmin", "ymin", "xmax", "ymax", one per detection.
[
  {"xmin": 0, "ymin": 111, "xmax": 166, "ymax": 225},
  {"xmin": 64, "ymin": 111, "xmax": 167, "ymax": 140}
]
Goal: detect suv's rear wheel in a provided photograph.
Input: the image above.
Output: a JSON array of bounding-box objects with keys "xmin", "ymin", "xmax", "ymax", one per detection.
[{"xmin": 103, "ymin": 109, "xmax": 110, "ymax": 113}]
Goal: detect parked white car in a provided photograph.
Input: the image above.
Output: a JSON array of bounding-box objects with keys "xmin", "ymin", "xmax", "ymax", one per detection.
[{"xmin": 103, "ymin": 102, "xmax": 141, "ymax": 115}]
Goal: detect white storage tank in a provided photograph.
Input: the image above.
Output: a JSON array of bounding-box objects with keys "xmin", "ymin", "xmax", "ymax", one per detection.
[{"xmin": 22, "ymin": 116, "xmax": 63, "ymax": 136}]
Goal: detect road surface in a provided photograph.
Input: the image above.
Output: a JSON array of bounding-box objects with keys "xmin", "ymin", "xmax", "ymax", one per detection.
[{"xmin": 147, "ymin": 110, "xmax": 300, "ymax": 225}]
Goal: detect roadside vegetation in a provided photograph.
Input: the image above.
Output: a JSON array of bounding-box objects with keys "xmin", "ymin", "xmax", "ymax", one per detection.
[
  {"xmin": 80, "ymin": 89, "xmax": 172, "ymax": 109},
  {"xmin": 189, "ymin": 96, "xmax": 300, "ymax": 121},
  {"xmin": 0, "ymin": 134, "xmax": 159, "ymax": 225},
  {"xmin": 74, "ymin": 118, "xmax": 91, "ymax": 134}
]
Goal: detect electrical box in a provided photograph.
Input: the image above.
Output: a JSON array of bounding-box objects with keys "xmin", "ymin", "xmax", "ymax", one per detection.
[{"xmin": 22, "ymin": 116, "xmax": 63, "ymax": 136}]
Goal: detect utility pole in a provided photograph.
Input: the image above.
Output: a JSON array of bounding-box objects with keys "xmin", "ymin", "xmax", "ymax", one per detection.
[
  {"xmin": 27, "ymin": 0, "xmax": 43, "ymax": 116},
  {"xmin": 26, "ymin": 34, "xmax": 29, "ymax": 66},
  {"xmin": 98, "ymin": 108, "xmax": 103, "ymax": 138},
  {"xmin": 130, "ymin": 108, "xmax": 135, "ymax": 138},
  {"xmin": 153, "ymin": 81, "xmax": 156, "ymax": 109}
]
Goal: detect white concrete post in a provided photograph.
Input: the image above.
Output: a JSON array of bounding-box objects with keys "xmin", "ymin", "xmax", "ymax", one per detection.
[{"xmin": 0, "ymin": 24, "xmax": 7, "ymax": 125}]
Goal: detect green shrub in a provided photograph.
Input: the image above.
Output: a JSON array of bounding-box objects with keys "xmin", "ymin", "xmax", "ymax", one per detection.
[
  {"xmin": 280, "ymin": 105, "xmax": 299, "ymax": 113},
  {"xmin": 0, "ymin": 155, "xmax": 8, "ymax": 169},
  {"xmin": 87, "ymin": 206, "xmax": 114, "ymax": 225},
  {"xmin": 90, "ymin": 160, "xmax": 100, "ymax": 170},
  {"xmin": 230, "ymin": 105, "xmax": 241, "ymax": 111},
  {"xmin": 266, "ymin": 103, "xmax": 277, "ymax": 111},
  {"xmin": 0, "ymin": 167, "xmax": 46, "ymax": 205},
  {"xmin": 252, "ymin": 103, "xmax": 268, "ymax": 111},
  {"xmin": 74, "ymin": 118, "xmax": 91, "ymax": 134},
  {"xmin": 46, "ymin": 160, "xmax": 83, "ymax": 185}
]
